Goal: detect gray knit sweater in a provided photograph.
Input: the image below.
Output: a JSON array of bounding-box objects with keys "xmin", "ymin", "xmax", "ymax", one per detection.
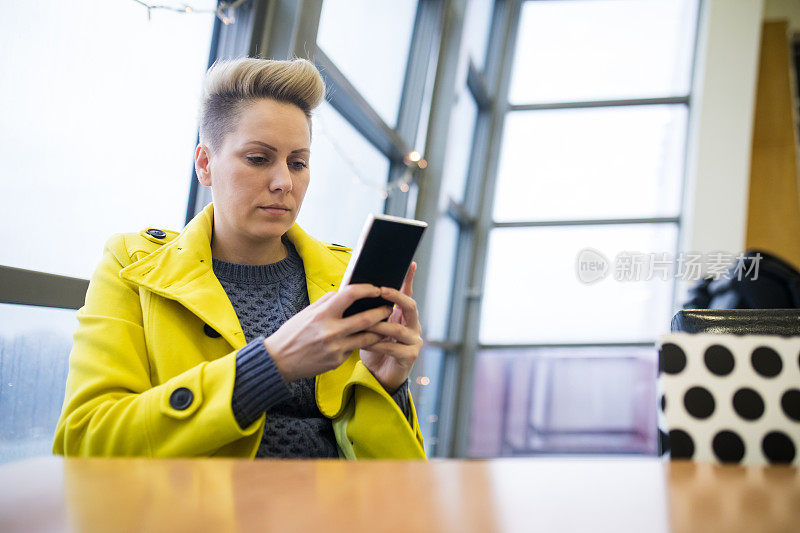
[{"xmin": 213, "ymin": 235, "xmax": 410, "ymax": 458}]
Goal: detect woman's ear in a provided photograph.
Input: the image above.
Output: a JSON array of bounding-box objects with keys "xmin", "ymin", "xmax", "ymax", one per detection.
[{"xmin": 195, "ymin": 144, "xmax": 212, "ymax": 186}]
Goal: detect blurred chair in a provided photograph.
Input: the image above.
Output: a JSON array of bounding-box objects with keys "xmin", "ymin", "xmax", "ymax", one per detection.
[
  {"xmin": 672, "ymin": 308, "xmax": 800, "ymax": 336},
  {"xmin": 683, "ymin": 249, "xmax": 800, "ymax": 310},
  {"xmin": 495, "ymin": 349, "xmax": 657, "ymax": 457}
]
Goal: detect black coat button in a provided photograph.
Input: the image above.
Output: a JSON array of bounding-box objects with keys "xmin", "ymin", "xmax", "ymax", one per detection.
[
  {"xmin": 204, "ymin": 324, "xmax": 221, "ymax": 338},
  {"xmin": 169, "ymin": 387, "xmax": 193, "ymax": 410},
  {"xmin": 146, "ymin": 228, "xmax": 167, "ymax": 239}
]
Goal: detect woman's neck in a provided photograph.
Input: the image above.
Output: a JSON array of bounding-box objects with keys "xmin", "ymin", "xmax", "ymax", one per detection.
[{"xmin": 210, "ymin": 221, "xmax": 287, "ymax": 265}]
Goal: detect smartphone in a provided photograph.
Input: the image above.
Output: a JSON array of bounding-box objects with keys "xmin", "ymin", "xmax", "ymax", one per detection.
[{"xmin": 340, "ymin": 214, "xmax": 428, "ymax": 317}]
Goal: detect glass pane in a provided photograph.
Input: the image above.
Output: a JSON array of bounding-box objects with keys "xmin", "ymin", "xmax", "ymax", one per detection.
[
  {"xmin": 297, "ymin": 102, "xmax": 389, "ymax": 247},
  {"xmin": 317, "ymin": 0, "xmax": 418, "ymax": 127},
  {"xmin": 0, "ymin": 1, "xmax": 215, "ymax": 279},
  {"xmin": 464, "ymin": 0, "xmax": 495, "ymax": 70},
  {"xmin": 0, "ymin": 303, "xmax": 77, "ymax": 464},
  {"xmin": 469, "ymin": 346, "xmax": 658, "ymax": 457},
  {"xmin": 423, "ymin": 216, "xmax": 460, "ymax": 340},
  {"xmin": 411, "ymin": 346, "xmax": 444, "ymax": 456},
  {"xmin": 440, "ymin": 90, "xmax": 478, "ymax": 208},
  {"xmin": 479, "ymin": 224, "xmax": 678, "ymax": 344},
  {"xmin": 493, "ymin": 105, "xmax": 687, "ymax": 221},
  {"xmin": 509, "ymin": 0, "xmax": 699, "ymax": 104}
]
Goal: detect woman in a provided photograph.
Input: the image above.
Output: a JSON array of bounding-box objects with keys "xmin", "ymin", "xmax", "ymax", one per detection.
[{"xmin": 53, "ymin": 57, "xmax": 425, "ymax": 459}]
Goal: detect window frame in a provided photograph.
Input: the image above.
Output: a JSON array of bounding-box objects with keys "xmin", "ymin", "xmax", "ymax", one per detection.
[{"xmin": 444, "ymin": 0, "xmax": 703, "ymax": 458}]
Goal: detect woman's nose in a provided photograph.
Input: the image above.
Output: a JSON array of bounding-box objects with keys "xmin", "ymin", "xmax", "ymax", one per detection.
[{"xmin": 268, "ymin": 163, "xmax": 293, "ymax": 192}]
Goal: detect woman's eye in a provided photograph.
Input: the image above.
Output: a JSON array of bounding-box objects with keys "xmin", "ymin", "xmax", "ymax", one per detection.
[
  {"xmin": 291, "ymin": 161, "xmax": 308, "ymax": 170},
  {"xmin": 246, "ymin": 156, "xmax": 267, "ymax": 165}
]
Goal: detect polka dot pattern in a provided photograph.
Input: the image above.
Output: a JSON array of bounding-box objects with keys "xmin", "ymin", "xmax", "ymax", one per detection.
[
  {"xmin": 781, "ymin": 389, "xmax": 800, "ymax": 422},
  {"xmin": 751, "ymin": 347, "xmax": 782, "ymax": 378},
  {"xmin": 712, "ymin": 430, "xmax": 745, "ymax": 463},
  {"xmin": 732, "ymin": 388, "xmax": 764, "ymax": 421},
  {"xmin": 660, "ymin": 343, "xmax": 687, "ymax": 375},
  {"xmin": 704, "ymin": 345, "xmax": 735, "ymax": 376},
  {"xmin": 761, "ymin": 432, "xmax": 796, "ymax": 464},
  {"xmin": 684, "ymin": 386, "xmax": 715, "ymax": 419},
  {"xmin": 669, "ymin": 429, "xmax": 695, "ymax": 459},
  {"xmin": 658, "ymin": 333, "xmax": 800, "ymax": 465}
]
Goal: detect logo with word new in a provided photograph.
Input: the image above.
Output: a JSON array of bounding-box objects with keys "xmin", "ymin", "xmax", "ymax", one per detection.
[{"xmin": 576, "ymin": 248, "xmax": 609, "ymax": 284}]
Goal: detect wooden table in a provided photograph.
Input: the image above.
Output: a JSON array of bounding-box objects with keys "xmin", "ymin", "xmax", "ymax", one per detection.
[{"xmin": 0, "ymin": 456, "xmax": 797, "ymax": 532}]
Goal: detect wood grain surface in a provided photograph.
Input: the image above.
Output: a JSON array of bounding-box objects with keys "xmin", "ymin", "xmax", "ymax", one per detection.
[{"xmin": 0, "ymin": 456, "xmax": 797, "ymax": 532}]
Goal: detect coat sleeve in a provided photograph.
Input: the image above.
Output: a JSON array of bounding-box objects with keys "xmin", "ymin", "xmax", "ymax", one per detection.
[
  {"xmin": 52, "ymin": 235, "xmax": 264, "ymax": 457},
  {"xmin": 331, "ymin": 361, "xmax": 426, "ymax": 459}
]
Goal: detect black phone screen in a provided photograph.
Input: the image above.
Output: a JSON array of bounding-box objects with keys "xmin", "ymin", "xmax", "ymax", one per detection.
[{"xmin": 342, "ymin": 217, "xmax": 426, "ymax": 317}]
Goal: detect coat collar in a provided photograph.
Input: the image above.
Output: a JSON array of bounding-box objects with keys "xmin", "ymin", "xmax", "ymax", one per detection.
[{"xmin": 119, "ymin": 202, "xmax": 349, "ymax": 351}]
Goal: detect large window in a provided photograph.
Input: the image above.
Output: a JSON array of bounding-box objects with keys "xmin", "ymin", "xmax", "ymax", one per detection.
[
  {"xmin": 508, "ymin": 0, "xmax": 697, "ymax": 104},
  {"xmin": 0, "ymin": 0, "xmax": 216, "ymax": 279},
  {"xmin": 465, "ymin": 0, "xmax": 700, "ymax": 457},
  {"xmin": 0, "ymin": 0, "xmax": 217, "ymax": 463},
  {"xmin": 316, "ymin": 0, "xmax": 418, "ymax": 127}
]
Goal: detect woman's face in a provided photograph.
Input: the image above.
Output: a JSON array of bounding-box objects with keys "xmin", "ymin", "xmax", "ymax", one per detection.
[{"xmin": 196, "ymin": 98, "xmax": 311, "ymax": 244}]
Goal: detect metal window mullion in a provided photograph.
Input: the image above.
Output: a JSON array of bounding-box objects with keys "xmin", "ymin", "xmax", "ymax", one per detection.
[
  {"xmin": 671, "ymin": 0, "xmax": 705, "ymax": 313},
  {"xmin": 408, "ymin": 0, "xmax": 469, "ymax": 325},
  {"xmin": 256, "ymin": 0, "xmax": 321, "ymax": 60},
  {"xmin": 406, "ymin": 0, "xmax": 470, "ymax": 457},
  {"xmin": 492, "ymin": 216, "xmax": 680, "ymax": 228},
  {"xmin": 446, "ymin": 0, "xmax": 522, "ymax": 459},
  {"xmin": 439, "ymin": 0, "xmax": 511, "ymax": 361},
  {"xmin": 446, "ymin": 198, "xmax": 475, "ymax": 227},
  {"xmin": 424, "ymin": 339, "xmax": 463, "ymax": 351},
  {"xmin": 508, "ymin": 95, "xmax": 690, "ymax": 112},
  {"xmin": 386, "ymin": 0, "xmax": 445, "ymax": 217},
  {"xmin": 477, "ymin": 342, "xmax": 656, "ymax": 350},
  {"xmin": 314, "ymin": 49, "xmax": 409, "ymax": 163},
  {"xmin": 466, "ymin": 61, "xmax": 491, "ymax": 109},
  {"xmin": 186, "ymin": 11, "xmax": 224, "ymax": 225},
  {"xmin": 395, "ymin": 0, "xmax": 443, "ymax": 149}
]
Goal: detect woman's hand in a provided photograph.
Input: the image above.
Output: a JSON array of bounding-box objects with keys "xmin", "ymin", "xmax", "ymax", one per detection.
[
  {"xmin": 265, "ymin": 284, "xmax": 393, "ymax": 382},
  {"xmin": 359, "ymin": 262, "xmax": 423, "ymax": 394}
]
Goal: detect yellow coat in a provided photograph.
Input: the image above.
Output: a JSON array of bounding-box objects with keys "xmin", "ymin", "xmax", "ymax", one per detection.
[{"xmin": 52, "ymin": 202, "xmax": 425, "ymax": 459}]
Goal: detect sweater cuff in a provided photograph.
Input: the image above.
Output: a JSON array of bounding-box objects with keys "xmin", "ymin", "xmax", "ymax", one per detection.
[
  {"xmin": 390, "ymin": 378, "xmax": 411, "ymax": 422},
  {"xmin": 231, "ymin": 336, "xmax": 293, "ymax": 429}
]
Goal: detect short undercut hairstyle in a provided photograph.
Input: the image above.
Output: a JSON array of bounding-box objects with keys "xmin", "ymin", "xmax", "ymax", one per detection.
[{"xmin": 199, "ymin": 57, "xmax": 326, "ymax": 152}]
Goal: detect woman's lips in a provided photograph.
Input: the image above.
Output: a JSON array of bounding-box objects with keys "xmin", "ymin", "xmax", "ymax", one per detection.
[{"xmin": 258, "ymin": 206, "xmax": 290, "ymax": 215}]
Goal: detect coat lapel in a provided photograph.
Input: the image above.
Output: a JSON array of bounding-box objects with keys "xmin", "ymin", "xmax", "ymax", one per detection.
[
  {"xmin": 119, "ymin": 202, "xmax": 246, "ymax": 350},
  {"xmin": 119, "ymin": 202, "xmax": 356, "ymax": 415}
]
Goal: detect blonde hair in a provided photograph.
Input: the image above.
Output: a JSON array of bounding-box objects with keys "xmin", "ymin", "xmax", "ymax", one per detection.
[{"xmin": 199, "ymin": 57, "xmax": 326, "ymax": 152}]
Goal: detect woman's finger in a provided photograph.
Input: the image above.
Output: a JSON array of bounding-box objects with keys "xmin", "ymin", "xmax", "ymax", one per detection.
[
  {"xmin": 337, "ymin": 305, "xmax": 393, "ymax": 336},
  {"xmin": 365, "ymin": 320, "xmax": 418, "ymax": 345},
  {"xmin": 400, "ymin": 261, "xmax": 416, "ymax": 297},
  {"xmin": 379, "ymin": 287, "xmax": 419, "ymax": 329},
  {"xmin": 324, "ymin": 283, "xmax": 381, "ymax": 317},
  {"xmin": 362, "ymin": 340, "xmax": 417, "ymax": 360},
  {"xmin": 340, "ymin": 330, "xmax": 385, "ymax": 352}
]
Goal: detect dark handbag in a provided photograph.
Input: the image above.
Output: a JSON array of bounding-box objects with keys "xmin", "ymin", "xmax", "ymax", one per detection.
[{"xmin": 683, "ymin": 249, "xmax": 800, "ymax": 310}]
